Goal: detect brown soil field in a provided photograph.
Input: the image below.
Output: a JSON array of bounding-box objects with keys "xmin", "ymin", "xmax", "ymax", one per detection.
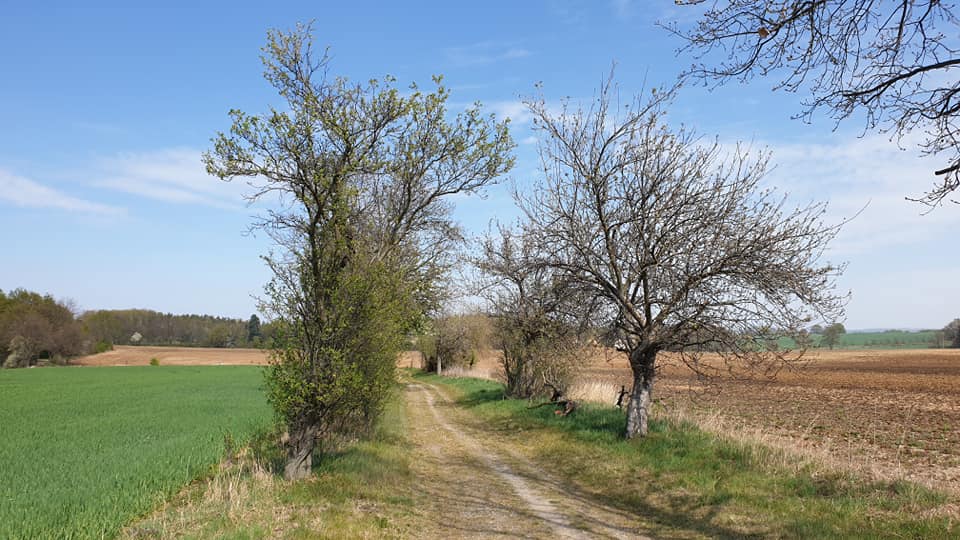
[
  {"xmin": 576, "ymin": 348, "xmax": 960, "ymax": 493},
  {"xmin": 73, "ymin": 345, "xmax": 269, "ymax": 366}
]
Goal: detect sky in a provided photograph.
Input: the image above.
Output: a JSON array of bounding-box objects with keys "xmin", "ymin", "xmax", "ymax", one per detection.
[{"xmin": 1, "ymin": 1, "xmax": 956, "ymax": 330}]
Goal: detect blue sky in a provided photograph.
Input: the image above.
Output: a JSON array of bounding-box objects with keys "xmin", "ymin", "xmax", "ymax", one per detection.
[{"xmin": 1, "ymin": 1, "xmax": 956, "ymax": 330}]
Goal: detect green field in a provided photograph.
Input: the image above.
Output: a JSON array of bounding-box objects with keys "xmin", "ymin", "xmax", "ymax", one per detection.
[
  {"xmin": 0, "ymin": 366, "xmax": 271, "ymax": 539},
  {"xmin": 826, "ymin": 330, "xmax": 940, "ymax": 349},
  {"xmin": 775, "ymin": 329, "xmax": 942, "ymax": 350}
]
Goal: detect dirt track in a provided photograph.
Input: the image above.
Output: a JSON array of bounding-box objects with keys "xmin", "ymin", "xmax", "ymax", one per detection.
[{"xmin": 405, "ymin": 380, "xmax": 647, "ymax": 539}]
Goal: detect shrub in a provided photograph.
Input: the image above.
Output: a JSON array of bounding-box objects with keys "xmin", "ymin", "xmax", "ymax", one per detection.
[{"xmin": 149, "ymin": 357, "xmax": 160, "ymax": 366}]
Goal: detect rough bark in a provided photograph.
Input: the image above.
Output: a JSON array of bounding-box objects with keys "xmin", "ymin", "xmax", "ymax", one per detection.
[
  {"xmin": 625, "ymin": 349, "xmax": 656, "ymax": 439},
  {"xmin": 283, "ymin": 419, "xmax": 319, "ymax": 481}
]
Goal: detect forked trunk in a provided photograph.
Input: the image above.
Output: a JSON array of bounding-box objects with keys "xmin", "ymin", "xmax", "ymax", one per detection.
[
  {"xmin": 284, "ymin": 419, "xmax": 318, "ymax": 480},
  {"xmin": 624, "ymin": 348, "xmax": 657, "ymax": 439}
]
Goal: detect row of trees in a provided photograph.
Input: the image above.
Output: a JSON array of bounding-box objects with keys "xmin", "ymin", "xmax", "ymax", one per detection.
[
  {"xmin": 218, "ymin": 23, "xmax": 846, "ymax": 469},
  {"xmin": 82, "ymin": 310, "xmax": 271, "ymax": 349},
  {"xmin": 0, "ymin": 287, "xmax": 274, "ymax": 368}
]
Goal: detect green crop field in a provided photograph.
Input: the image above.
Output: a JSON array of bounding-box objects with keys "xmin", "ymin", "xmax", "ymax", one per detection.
[
  {"xmin": 0, "ymin": 366, "xmax": 271, "ymax": 539},
  {"xmin": 775, "ymin": 330, "xmax": 942, "ymax": 350},
  {"xmin": 828, "ymin": 330, "xmax": 939, "ymax": 348}
]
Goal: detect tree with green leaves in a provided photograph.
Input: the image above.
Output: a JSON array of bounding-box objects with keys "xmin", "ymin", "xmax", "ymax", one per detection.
[
  {"xmin": 821, "ymin": 322, "xmax": 847, "ymax": 350},
  {"xmin": 204, "ymin": 23, "xmax": 513, "ymax": 479}
]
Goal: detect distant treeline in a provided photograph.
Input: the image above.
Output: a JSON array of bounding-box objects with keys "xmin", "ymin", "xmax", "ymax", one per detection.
[
  {"xmin": 1, "ymin": 287, "xmax": 273, "ymax": 368},
  {"xmin": 81, "ymin": 309, "xmax": 275, "ymax": 349},
  {"xmin": 0, "ymin": 289, "xmax": 85, "ymax": 367}
]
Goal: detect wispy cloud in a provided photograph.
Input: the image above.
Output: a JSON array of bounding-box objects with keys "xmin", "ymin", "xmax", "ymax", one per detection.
[
  {"xmin": 756, "ymin": 133, "xmax": 960, "ymax": 255},
  {"xmin": 547, "ymin": 1, "xmax": 588, "ymax": 25},
  {"xmin": 485, "ymin": 100, "xmax": 534, "ymax": 126},
  {"xmin": 93, "ymin": 148, "xmax": 249, "ymax": 209},
  {"xmin": 444, "ymin": 42, "xmax": 531, "ymax": 67},
  {"xmin": 0, "ymin": 169, "xmax": 122, "ymax": 216}
]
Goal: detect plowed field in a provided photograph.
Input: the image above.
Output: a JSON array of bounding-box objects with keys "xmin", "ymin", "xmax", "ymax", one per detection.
[
  {"xmin": 73, "ymin": 345, "xmax": 269, "ymax": 366},
  {"xmin": 582, "ymin": 349, "xmax": 960, "ymax": 492}
]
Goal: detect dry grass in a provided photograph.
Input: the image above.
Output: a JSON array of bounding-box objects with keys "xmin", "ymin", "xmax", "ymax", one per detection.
[
  {"xmin": 567, "ymin": 379, "xmax": 621, "ymax": 405},
  {"xmin": 440, "ymin": 364, "xmax": 499, "ymax": 380},
  {"xmin": 125, "ymin": 392, "xmax": 420, "ymax": 539}
]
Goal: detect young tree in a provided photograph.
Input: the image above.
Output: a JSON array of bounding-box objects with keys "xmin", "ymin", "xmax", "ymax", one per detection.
[
  {"xmin": 521, "ymin": 77, "xmax": 846, "ymax": 438},
  {"xmin": 204, "ymin": 24, "xmax": 513, "ymax": 479},
  {"xmin": 669, "ymin": 1, "xmax": 960, "ymax": 207}
]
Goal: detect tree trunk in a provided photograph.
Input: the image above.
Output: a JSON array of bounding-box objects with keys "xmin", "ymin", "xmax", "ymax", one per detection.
[
  {"xmin": 624, "ymin": 348, "xmax": 657, "ymax": 439},
  {"xmin": 283, "ymin": 419, "xmax": 318, "ymax": 480}
]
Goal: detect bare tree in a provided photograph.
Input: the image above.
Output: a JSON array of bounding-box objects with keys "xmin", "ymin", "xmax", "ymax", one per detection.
[
  {"xmin": 668, "ymin": 0, "xmax": 960, "ymax": 208},
  {"xmin": 521, "ymin": 77, "xmax": 846, "ymax": 438},
  {"xmin": 476, "ymin": 225, "xmax": 593, "ymax": 399}
]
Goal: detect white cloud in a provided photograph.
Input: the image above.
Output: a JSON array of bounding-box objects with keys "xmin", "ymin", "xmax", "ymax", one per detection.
[
  {"xmin": 746, "ymin": 133, "xmax": 960, "ymax": 255},
  {"xmin": 0, "ymin": 169, "xmax": 122, "ymax": 216},
  {"xmin": 94, "ymin": 148, "xmax": 250, "ymax": 209},
  {"xmin": 486, "ymin": 100, "xmax": 533, "ymax": 126},
  {"xmin": 444, "ymin": 42, "xmax": 532, "ymax": 67}
]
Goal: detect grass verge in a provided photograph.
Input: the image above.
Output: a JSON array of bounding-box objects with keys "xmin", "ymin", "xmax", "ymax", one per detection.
[
  {"xmin": 125, "ymin": 385, "xmax": 419, "ymax": 539},
  {"xmin": 416, "ymin": 371, "xmax": 957, "ymax": 539}
]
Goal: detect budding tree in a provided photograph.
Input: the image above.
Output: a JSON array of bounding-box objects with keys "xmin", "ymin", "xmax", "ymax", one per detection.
[
  {"xmin": 668, "ymin": 0, "xmax": 960, "ymax": 207},
  {"xmin": 521, "ymin": 78, "xmax": 846, "ymax": 438},
  {"xmin": 205, "ymin": 24, "xmax": 513, "ymax": 479}
]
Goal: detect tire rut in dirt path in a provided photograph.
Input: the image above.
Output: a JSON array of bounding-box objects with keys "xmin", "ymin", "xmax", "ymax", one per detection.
[{"xmin": 405, "ymin": 382, "xmax": 649, "ymax": 539}]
